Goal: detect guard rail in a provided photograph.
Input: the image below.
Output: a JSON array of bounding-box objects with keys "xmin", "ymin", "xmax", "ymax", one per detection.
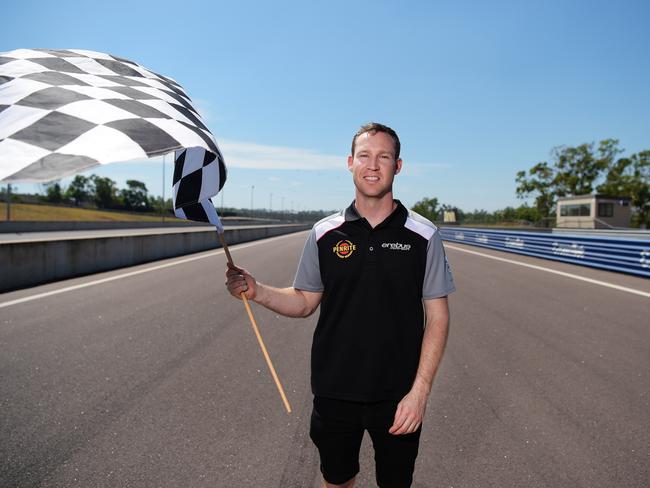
[{"xmin": 439, "ymin": 227, "xmax": 650, "ymax": 278}]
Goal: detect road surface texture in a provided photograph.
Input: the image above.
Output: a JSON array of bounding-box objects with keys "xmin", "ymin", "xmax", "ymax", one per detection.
[{"xmin": 1, "ymin": 231, "xmax": 648, "ymax": 487}]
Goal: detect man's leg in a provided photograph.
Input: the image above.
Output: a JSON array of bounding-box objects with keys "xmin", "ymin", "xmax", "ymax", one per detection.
[
  {"xmin": 310, "ymin": 397, "xmax": 364, "ymax": 487},
  {"xmin": 365, "ymin": 401, "xmax": 422, "ymax": 488}
]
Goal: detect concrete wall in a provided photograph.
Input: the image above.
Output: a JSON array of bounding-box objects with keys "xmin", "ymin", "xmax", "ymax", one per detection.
[
  {"xmin": 0, "ymin": 217, "xmax": 282, "ymax": 233},
  {"xmin": 1, "ymin": 224, "xmax": 309, "ymax": 292}
]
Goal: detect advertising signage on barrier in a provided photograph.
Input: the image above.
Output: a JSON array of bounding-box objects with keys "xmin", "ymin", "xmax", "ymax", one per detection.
[{"xmin": 439, "ymin": 227, "xmax": 650, "ymax": 278}]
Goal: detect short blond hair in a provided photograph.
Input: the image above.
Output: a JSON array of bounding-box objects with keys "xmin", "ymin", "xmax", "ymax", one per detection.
[{"xmin": 351, "ymin": 122, "xmax": 401, "ymax": 159}]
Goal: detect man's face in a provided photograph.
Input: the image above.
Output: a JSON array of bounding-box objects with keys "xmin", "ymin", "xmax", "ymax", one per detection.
[{"xmin": 348, "ymin": 131, "xmax": 402, "ymax": 199}]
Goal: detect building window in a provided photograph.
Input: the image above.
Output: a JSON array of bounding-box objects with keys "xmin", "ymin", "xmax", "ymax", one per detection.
[
  {"xmin": 560, "ymin": 203, "xmax": 591, "ymax": 217},
  {"xmin": 598, "ymin": 202, "xmax": 614, "ymax": 217}
]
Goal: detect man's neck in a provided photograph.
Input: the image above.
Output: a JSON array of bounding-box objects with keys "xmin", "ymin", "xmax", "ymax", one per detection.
[{"xmin": 354, "ymin": 193, "xmax": 396, "ymax": 228}]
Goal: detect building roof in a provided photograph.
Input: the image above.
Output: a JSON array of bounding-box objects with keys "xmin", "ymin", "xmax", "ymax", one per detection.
[{"xmin": 557, "ymin": 194, "xmax": 631, "ymax": 202}]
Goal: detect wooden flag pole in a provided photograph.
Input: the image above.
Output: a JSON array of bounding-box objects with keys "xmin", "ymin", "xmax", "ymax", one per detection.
[{"xmin": 218, "ymin": 232, "xmax": 292, "ymax": 414}]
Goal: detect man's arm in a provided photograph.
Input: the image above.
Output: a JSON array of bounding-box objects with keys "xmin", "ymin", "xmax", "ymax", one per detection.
[
  {"xmin": 226, "ymin": 263, "xmax": 322, "ymax": 318},
  {"xmin": 389, "ymin": 296, "xmax": 450, "ymax": 435}
]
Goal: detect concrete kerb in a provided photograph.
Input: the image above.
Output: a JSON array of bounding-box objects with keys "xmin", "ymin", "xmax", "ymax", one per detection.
[{"xmin": 1, "ymin": 224, "xmax": 310, "ymax": 292}]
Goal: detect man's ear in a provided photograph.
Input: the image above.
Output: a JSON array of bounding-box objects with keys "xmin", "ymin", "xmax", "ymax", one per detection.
[
  {"xmin": 394, "ymin": 158, "xmax": 403, "ymax": 175},
  {"xmin": 347, "ymin": 155, "xmax": 354, "ymax": 172}
]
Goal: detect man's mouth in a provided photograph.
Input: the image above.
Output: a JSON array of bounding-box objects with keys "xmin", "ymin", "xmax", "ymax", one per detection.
[{"xmin": 363, "ymin": 176, "xmax": 379, "ymax": 182}]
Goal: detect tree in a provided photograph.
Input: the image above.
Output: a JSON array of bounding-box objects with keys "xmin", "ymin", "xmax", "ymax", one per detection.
[
  {"xmin": 515, "ymin": 161, "xmax": 556, "ymax": 218},
  {"xmin": 411, "ymin": 197, "xmax": 440, "ymax": 222},
  {"xmin": 149, "ymin": 195, "xmax": 173, "ymax": 215},
  {"xmin": 597, "ymin": 150, "xmax": 650, "ymax": 228},
  {"xmin": 515, "ymin": 139, "xmax": 621, "ymax": 219},
  {"xmin": 43, "ymin": 181, "xmax": 64, "ymax": 203},
  {"xmin": 514, "ymin": 203, "xmax": 540, "ymax": 223},
  {"xmin": 553, "ymin": 139, "xmax": 621, "ymax": 196},
  {"xmin": 65, "ymin": 175, "xmax": 91, "ymax": 206},
  {"xmin": 91, "ymin": 175, "xmax": 118, "ymax": 209},
  {"xmin": 120, "ymin": 179, "xmax": 151, "ymax": 211}
]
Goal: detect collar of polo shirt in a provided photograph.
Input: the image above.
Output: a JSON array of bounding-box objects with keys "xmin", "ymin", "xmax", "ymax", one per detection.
[{"xmin": 345, "ymin": 200, "xmax": 408, "ymax": 230}]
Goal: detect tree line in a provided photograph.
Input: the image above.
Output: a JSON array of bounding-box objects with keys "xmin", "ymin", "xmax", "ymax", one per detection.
[
  {"xmin": 413, "ymin": 139, "xmax": 649, "ymax": 228},
  {"xmin": 411, "ymin": 197, "xmax": 543, "ymax": 226},
  {"xmin": 42, "ymin": 174, "xmax": 166, "ymax": 213},
  {"xmin": 35, "ymin": 176, "xmax": 334, "ymax": 222}
]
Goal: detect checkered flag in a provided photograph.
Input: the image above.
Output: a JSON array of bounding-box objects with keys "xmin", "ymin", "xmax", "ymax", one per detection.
[
  {"xmin": 0, "ymin": 48, "xmax": 218, "ymax": 182},
  {"xmin": 172, "ymin": 146, "xmax": 227, "ymax": 231}
]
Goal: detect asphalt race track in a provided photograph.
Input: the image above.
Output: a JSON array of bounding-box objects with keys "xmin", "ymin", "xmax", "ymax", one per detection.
[{"xmin": 1, "ymin": 231, "xmax": 648, "ymax": 487}]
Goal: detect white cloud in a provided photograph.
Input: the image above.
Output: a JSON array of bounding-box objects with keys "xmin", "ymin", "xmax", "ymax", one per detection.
[
  {"xmin": 114, "ymin": 141, "xmax": 451, "ymax": 173},
  {"xmin": 218, "ymin": 139, "xmax": 345, "ymax": 170}
]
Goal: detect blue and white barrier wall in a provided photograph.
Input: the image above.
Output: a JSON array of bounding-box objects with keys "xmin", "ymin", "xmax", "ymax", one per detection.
[{"xmin": 439, "ymin": 227, "xmax": 650, "ymax": 278}]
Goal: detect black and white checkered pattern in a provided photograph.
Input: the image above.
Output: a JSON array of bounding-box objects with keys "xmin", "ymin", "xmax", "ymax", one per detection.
[
  {"xmin": 0, "ymin": 48, "xmax": 219, "ymax": 183},
  {"xmin": 172, "ymin": 147, "xmax": 226, "ymax": 230}
]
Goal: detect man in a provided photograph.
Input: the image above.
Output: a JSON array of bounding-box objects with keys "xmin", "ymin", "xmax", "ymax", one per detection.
[{"xmin": 226, "ymin": 122, "xmax": 455, "ymax": 487}]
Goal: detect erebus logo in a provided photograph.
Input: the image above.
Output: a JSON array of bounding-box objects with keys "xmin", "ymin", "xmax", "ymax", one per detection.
[{"xmin": 382, "ymin": 242, "xmax": 411, "ymax": 251}]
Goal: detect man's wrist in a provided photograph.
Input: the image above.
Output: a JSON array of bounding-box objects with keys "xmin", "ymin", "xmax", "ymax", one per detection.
[
  {"xmin": 251, "ymin": 281, "xmax": 265, "ymax": 304},
  {"xmin": 411, "ymin": 375, "xmax": 432, "ymax": 396}
]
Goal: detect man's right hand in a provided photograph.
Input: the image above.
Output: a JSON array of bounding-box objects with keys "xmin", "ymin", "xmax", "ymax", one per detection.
[{"xmin": 225, "ymin": 262, "xmax": 257, "ymax": 300}]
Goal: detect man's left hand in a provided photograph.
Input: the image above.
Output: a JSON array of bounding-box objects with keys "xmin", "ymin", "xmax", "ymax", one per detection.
[{"xmin": 388, "ymin": 386, "xmax": 428, "ymax": 435}]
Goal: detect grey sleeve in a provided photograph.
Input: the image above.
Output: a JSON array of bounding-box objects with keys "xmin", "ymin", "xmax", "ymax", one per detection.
[
  {"xmin": 293, "ymin": 228, "xmax": 324, "ymax": 292},
  {"xmin": 422, "ymin": 231, "xmax": 456, "ymax": 299}
]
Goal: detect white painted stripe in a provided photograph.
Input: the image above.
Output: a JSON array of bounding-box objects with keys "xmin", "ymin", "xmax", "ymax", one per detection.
[
  {"xmin": 314, "ymin": 215, "xmax": 345, "ymax": 241},
  {"xmin": 404, "ymin": 216, "xmax": 435, "ymax": 240},
  {"xmin": 445, "ymin": 244, "xmax": 650, "ymax": 299},
  {"xmin": 0, "ymin": 232, "xmax": 305, "ymax": 309}
]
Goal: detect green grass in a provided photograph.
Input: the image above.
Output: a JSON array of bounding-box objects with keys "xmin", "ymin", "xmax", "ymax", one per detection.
[{"xmin": 0, "ymin": 203, "xmax": 182, "ymax": 222}]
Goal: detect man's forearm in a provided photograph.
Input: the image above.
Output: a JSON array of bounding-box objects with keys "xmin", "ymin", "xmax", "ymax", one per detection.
[
  {"xmin": 412, "ymin": 302, "xmax": 450, "ymax": 395},
  {"xmin": 390, "ymin": 299, "xmax": 450, "ymax": 435},
  {"xmin": 254, "ymin": 283, "xmax": 319, "ymax": 318}
]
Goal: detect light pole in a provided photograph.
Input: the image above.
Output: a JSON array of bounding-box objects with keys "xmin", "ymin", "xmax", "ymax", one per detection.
[
  {"xmin": 250, "ymin": 185, "xmax": 255, "ymax": 216},
  {"xmin": 5, "ymin": 184, "xmax": 11, "ymax": 221},
  {"xmin": 269, "ymin": 192, "xmax": 273, "ymax": 212}
]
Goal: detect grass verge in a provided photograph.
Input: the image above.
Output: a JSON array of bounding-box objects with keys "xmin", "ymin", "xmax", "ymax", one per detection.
[{"xmin": 0, "ymin": 203, "xmax": 180, "ymax": 222}]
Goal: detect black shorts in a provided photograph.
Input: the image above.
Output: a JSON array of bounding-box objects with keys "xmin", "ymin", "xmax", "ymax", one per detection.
[{"xmin": 309, "ymin": 396, "xmax": 421, "ymax": 488}]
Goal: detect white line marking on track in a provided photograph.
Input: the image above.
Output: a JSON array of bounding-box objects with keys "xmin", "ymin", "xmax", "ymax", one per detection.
[
  {"xmin": 0, "ymin": 232, "xmax": 306, "ymax": 309},
  {"xmin": 445, "ymin": 244, "xmax": 650, "ymax": 299}
]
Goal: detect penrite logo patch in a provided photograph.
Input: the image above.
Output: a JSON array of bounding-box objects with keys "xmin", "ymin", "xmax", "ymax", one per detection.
[{"xmin": 333, "ymin": 240, "xmax": 356, "ymax": 258}]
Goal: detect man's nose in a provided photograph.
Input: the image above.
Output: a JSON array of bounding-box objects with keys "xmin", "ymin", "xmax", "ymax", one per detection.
[{"xmin": 367, "ymin": 156, "xmax": 380, "ymax": 169}]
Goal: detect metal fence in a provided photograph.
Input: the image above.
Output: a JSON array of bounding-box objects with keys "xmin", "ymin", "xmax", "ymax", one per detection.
[{"xmin": 439, "ymin": 227, "xmax": 650, "ymax": 278}]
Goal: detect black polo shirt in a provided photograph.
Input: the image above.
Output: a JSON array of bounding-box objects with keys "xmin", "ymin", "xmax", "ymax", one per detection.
[{"xmin": 293, "ymin": 200, "xmax": 455, "ymax": 402}]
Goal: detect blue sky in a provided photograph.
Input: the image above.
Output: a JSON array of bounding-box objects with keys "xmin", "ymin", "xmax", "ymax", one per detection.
[{"xmin": 2, "ymin": 0, "xmax": 649, "ymax": 212}]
